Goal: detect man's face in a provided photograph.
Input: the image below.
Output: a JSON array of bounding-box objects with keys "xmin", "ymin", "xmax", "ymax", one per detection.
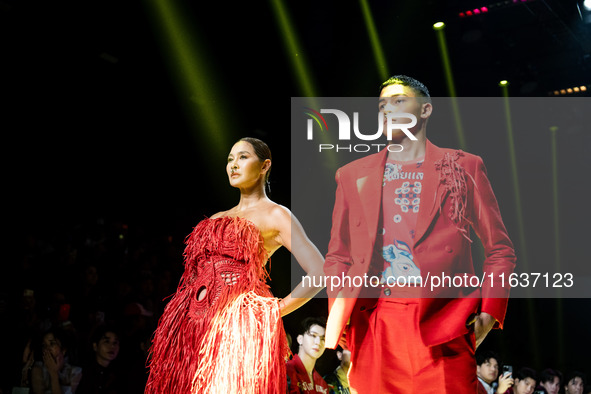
[
  {"xmin": 541, "ymin": 376, "xmax": 560, "ymax": 394},
  {"xmin": 477, "ymin": 358, "xmax": 499, "ymax": 384},
  {"xmin": 379, "ymin": 84, "xmax": 430, "ymax": 142},
  {"xmin": 514, "ymin": 377, "xmax": 537, "ymax": 394},
  {"xmin": 94, "ymin": 331, "xmax": 120, "ymax": 364},
  {"xmin": 299, "ymin": 324, "xmax": 326, "ymax": 361}
]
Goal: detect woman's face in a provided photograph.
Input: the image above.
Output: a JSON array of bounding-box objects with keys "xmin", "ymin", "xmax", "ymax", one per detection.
[
  {"xmin": 42, "ymin": 333, "xmax": 65, "ymax": 369},
  {"xmin": 565, "ymin": 377, "xmax": 584, "ymax": 394},
  {"xmin": 226, "ymin": 141, "xmax": 268, "ymax": 189}
]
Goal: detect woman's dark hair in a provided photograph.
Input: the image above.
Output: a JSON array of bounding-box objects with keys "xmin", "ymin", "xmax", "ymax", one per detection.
[
  {"xmin": 539, "ymin": 368, "xmax": 563, "ymax": 385},
  {"xmin": 564, "ymin": 371, "xmax": 586, "ymax": 387},
  {"xmin": 238, "ymin": 137, "xmax": 272, "ymax": 190}
]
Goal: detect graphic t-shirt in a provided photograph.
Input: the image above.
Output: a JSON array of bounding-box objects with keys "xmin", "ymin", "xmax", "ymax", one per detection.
[{"xmin": 378, "ymin": 156, "xmax": 424, "ymax": 297}]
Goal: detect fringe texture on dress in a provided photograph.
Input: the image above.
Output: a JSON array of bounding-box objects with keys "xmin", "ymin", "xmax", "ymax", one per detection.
[{"xmin": 145, "ymin": 217, "xmax": 289, "ymax": 394}]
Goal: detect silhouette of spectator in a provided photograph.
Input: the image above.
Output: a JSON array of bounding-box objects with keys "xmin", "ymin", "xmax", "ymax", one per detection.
[
  {"xmin": 30, "ymin": 328, "xmax": 82, "ymax": 394},
  {"xmin": 564, "ymin": 371, "xmax": 586, "ymax": 394},
  {"xmin": 76, "ymin": 326, "xmax": 122, "ymax": 394},
  {"xmin": 323, "ymin": 345, "xmax": 351, "ymax": 394},
  {"xmin": 537, "ymin": 368, "xmax": 562, "ymax": 394}
]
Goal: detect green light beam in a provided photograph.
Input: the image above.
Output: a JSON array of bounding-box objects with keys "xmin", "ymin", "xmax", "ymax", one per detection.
[
  {"xmin": 500, "ymin": 81, "xmax": 539, "ymax": 362},
  {"xmin": 269, "ymin": 0, "xmax": 317, "ymax": 98},
  {"xmin": 550, "ymin": 125, "xmax": 565, "ymax": 366},
  {"xmin": 499, "ymin": 82, "xmax": 528, "ymax": 270},
  {"xmin": 269, "ymin": 0, "xmax": 340, "ymax": 171},
  {"xmin": 148, "ymin": 0, "xmax": 229, "ymax": 159},
  {"xmin": 433, "ymin": 22, "xmax": 467, "ymax": 150},
  {"xmin": 359, "ymin": 0, "xmax": 389, "ymax": 80}
]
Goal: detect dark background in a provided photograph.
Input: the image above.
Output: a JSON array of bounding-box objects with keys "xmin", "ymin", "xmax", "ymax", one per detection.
[{"xmin": 3, "ymin": 0, "xmax": 591, "ymax": 389}]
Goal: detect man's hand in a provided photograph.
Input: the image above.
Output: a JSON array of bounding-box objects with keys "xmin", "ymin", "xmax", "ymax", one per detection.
[
  {"xmin": 496, "ymin": 372, "xmax": 514, "ymax": 393},
  {"xmin": 473, "ymin": 312, "xmax": 496, "ymax": 348}
]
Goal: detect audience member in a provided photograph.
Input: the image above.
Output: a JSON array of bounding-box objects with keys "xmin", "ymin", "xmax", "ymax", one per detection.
[
  {"xmin": 286, "ymin": 317, "xmax": 329, "ymax": 394},
  {"xmin": 564, "ymin": 371, "xmax": 586, "ymax": 394},
  {"xmin": 76, "ymin": 326, "xmax": 121, "ymax": 394},
  {"xmin": 30, "ymin": 328, "xmax": 82, "ymax": 394},
  {"xmin": 536, "ymin": 368, "xmax": 562, "ymax": 394},
  {"xmin": 507, "ymin": 368, "xmax": 537, "ymax": 394},
  {"xmin": 476, "ymin": 350, "xmax": 513, "ymax": 394},
  {"xmin": 323, "ymin": 346, "xmax": 351, "ymax": 394}
]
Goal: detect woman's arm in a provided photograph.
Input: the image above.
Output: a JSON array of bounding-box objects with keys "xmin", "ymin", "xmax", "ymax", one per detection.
[{"xmin": 271, "ymin": 205, "xmax": 325, "ymax": 316}]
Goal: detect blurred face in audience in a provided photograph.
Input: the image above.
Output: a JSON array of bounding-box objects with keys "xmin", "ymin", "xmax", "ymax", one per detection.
[
  {"xmin": 514, "ymin": 377, "xmax": 536, "ymax": 394},
  {"xmin": 42, "ymin": 333, "xmax": 66, "ymax": 370},
  {"xmin": 477, "ymin": 357, "xmax": 499, "ymax": 384},
  {"xmin": 298, "ymin": 324, "xmax": 326, "ymax": 362},
  {"xmin": 541, "ymin": 376, "xmax": 560, "ymax": 394},
  {"xmin": 94, "ymin": 331, "xmax": 120, "ymax": 367},
  {"xmin": 565, "ymin": 377, "xmax": 584, "ymax": 394}
]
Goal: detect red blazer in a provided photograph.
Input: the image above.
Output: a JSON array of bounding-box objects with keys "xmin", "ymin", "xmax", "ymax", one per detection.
[{"xmin": 324, "ymin": 140, "xmax": 516, "ymax": 348}]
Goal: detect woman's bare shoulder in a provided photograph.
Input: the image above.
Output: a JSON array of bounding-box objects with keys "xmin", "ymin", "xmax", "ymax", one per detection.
[{"xmin": 210, "ymin": 208, "xmax": 234, "ymax": 219}]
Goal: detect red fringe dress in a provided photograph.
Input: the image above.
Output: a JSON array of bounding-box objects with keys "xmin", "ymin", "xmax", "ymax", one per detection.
[{"xmin": 145, "ymin": 217, "xmax": 289, "ymax": 393}]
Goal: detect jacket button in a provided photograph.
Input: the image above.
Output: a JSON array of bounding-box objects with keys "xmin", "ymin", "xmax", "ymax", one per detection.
[
  {"xmin": 355, "ymin": 218, "xmax": 361, "ymax": 227},
  {"xmin": 359, "ymin": 258, "xmax": 365, "ymax": 264},
  {"xmin": 445, "ymin": 246, "xmax": 453, "ymax": 253},
  {"xmin": 360, "ymin": 306, "xmax": 366, "ymax": 311}
]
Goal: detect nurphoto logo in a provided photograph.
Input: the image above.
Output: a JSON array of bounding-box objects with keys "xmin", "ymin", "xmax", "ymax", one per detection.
[{"xmin": 304, "ymin": 107, "xmax": 417, "ymax": 153}]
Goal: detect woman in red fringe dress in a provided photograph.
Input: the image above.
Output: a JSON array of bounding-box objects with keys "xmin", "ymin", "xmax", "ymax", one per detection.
[{"xmin": 145, "ymin": 137, "xmax": 325, "ymax": 393}]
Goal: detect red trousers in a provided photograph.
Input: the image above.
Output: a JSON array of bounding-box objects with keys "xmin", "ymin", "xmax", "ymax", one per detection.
[{"xmin": 348, "ymin": 299, "xmax": 477, "ymax": 394}]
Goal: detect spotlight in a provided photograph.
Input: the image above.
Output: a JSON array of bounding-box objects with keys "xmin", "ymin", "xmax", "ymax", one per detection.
[
  {"xmin": 579, "ymin": 0, "xmax": 591, "ymax": 22},
  {"xmin": 499, "ymin": 80, "xmax": 509, "ymax": 86}
]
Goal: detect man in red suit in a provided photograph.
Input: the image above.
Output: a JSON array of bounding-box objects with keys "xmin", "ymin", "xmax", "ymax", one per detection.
[{"xmin": 324, "ymin": 75, "xmax": 516, "ymax": 393}]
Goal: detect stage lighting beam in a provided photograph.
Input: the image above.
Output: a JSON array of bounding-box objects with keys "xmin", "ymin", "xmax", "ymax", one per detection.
[
  {"xmin": 360, "ymin": 0, "xmax": 389, "ymax": 80},
  {"xmin": 269, "ymin": 0, "xmax": 317, "ymax": 98},
  {"xmin": 433, "ymin": 22, "xmax": 467, "ymax": 150},
  {"xmin": 148, "ymin": 0, "xmax": 230, "ymax": 159},
  {"xmin": 499, "ymin": 81, "xmax": 528, "ymax": 270}
]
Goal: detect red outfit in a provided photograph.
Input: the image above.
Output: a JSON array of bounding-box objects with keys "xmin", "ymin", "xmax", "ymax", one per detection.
[
  {"xmin": 286, "ymin": 354, "xmax": 330, "ymax": 394},
  {"xmin": 146, "ymin": 217, "xmax": 289, "ymax": 393},
  {"xmin": 324, "ymin": 141, "xmax": 516, "ymax": 393}
]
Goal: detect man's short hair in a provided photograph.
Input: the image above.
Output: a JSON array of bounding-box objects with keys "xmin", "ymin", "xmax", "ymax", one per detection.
[
  {"xmin": 475, "ymin": 350, "xmax": 500, "ymax": 367},
  {"xmin": 514, "ymin": 367, "xmax": 537, "ymax": 382},
  {"xmin": 91, "ymin": 325, "xmax": 120, "ymax": 345},
  {"xmin": 379, "ymin": 75, "xmax": 431, "ymax": 101},
  {"xmin": 539, "ymin": 368, "xmax": 563, "ymax": 384},
  {"xmin": 299, "ymin": 317, "xmax": 326, "ymax": 335}
]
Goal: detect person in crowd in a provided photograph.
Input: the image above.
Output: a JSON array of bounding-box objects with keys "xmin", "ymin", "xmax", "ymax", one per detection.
[
  {"xmin": 76, "ymin": 326, "xmax": 121, "ymax": 394},
  {"xmin": 536, "ymin": 368, "xmax": 562, "ymax": 394},
  {"xmin": 30, "ymin": 328, "xmax": 82, "ymax": 394},
  {"xmin": 323, "ymin": 345, "xmax": 351, "ymax": 394},
  {"xmin": 286, "ymin": 317, "xmax": 329, "ymax": 394},
  {"xmin": 506, "ymin": 368, "xmax": 537, "ymax": 394},
  {"xmin": 476, "ymin": 350, "xmax": 513, "ymax": 394},
  {"xmin": 564, "ymin": 371, "xmax": 586, "ymax": 394}
]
